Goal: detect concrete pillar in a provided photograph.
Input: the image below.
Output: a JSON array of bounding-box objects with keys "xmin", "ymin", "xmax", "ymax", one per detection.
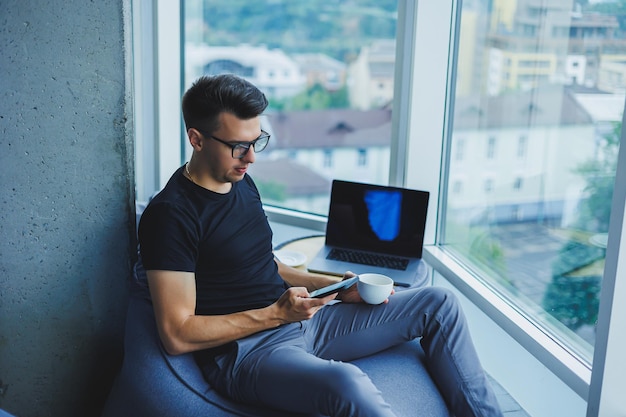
[{"xmin": 0, "ymin": 1, "xmax": 133, "ymax": 415}]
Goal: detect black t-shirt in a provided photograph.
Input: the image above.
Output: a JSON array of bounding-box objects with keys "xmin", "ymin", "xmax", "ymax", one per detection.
[{"xmin": 138, "ymin": 166, "xmax": 288, "ymax": 316}]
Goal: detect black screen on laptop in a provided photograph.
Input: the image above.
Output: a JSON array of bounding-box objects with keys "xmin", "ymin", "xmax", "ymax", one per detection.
[{"xmin": 325, "ymin": 180, "xmax": 429, "ymax": 258}]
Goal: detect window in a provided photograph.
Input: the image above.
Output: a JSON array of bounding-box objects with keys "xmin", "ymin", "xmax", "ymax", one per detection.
[
  {"xmin": 455, "ymin": 138, "xmax": 465, "ymax": 161},
  {"xmin": 484, "ymin": 178, "xmax": 494, "ymax": 193},
  {"xmin": 517, "ymin": 135, "xmax": 527, "ymax": 159},
  {"xmin": 486, "ymin": 136, "xmax": 496, "ymax": 159},
  {"xmin": 444, "ymin": 0, "xmax": 623, "ymax": 366},
  {"xmin": 183, "ymin": 0, "xmax": 399, "ymax": 214},
  {"xmin": 323, "ymin": 149, "xmax": 333, "ymax": 168},
  {"xmin": 357, "ymin": 148, "xmax": 367, "ymax": 166}
]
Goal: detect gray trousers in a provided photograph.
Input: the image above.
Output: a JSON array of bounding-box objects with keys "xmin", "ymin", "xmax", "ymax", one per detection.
[{"xmin": 201, "ymin": 286, "xmax": 503, "ymax": 417}]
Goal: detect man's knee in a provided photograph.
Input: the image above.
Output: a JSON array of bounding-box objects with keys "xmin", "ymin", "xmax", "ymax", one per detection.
[
  {"xmin": 404, "ymin": 286, "xmax": 465, "ymax": 333},
  {"xmin": 323, "ymin": 361, "xmax": 369, "ymax": 394},
  {"xmin": 421, "ymin": 286, "xmax": 461, "ymax": 313}
]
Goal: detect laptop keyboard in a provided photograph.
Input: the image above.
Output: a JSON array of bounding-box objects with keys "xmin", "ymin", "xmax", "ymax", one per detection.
[{"xmin": 327, "ymin": 248, "xmax": 409, "ymax": 271}]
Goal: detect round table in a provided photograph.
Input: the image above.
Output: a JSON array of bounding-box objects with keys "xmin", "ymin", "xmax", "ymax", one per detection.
[{"xmin": 274, "ymin": 235, "xmax": 431, "ymax": 288}]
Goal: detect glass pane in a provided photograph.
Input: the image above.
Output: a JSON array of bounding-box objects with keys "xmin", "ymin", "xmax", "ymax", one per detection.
[
  {"xmin": 445, "ymin": 0, "xmax": 624, "ymax": 362},
  {"xmin": 184, "ymin": 0, "xmax": 399, "ymax": 215}
]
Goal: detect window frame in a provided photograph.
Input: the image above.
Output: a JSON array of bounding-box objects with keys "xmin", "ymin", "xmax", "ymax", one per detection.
[{"xmin": 134, "ymin": 1, "xmax": 626, "ymax": 414}]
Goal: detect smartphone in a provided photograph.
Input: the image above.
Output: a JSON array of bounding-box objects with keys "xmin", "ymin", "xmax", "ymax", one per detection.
[{"xmin": 308, "ymin": 276, "xmax": 359, "ymax": 298}]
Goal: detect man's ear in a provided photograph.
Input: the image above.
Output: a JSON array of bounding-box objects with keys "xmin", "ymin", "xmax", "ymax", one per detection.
[{"xmin": 188, "ymin": 128, "xmax": 204, "ymax": 150}]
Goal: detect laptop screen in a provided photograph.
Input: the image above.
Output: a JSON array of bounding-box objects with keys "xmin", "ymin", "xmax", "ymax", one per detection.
[{"xmin": 325, "ymin": 180, "xmax": 429, "ymax": 258}]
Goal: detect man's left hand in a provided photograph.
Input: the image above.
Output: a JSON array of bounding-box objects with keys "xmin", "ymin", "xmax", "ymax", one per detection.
[{"xmin": 336, "ymin": 271, "xmax": 394, "ymax": 304}]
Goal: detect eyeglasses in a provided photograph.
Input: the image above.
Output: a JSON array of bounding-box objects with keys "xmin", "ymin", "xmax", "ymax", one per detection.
[{"xmin": 197, "ymin": 129, "xmax": 271, "ymax": 159}]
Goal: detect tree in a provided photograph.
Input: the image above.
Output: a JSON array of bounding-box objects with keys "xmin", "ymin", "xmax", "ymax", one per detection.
[
  {"xmin": 543, "ymin": 122, "xmax": 621, "ymax": 333},
  {"xmin": 196, "ymin": 0, "xmax": 399, "ymax": 61},
  {"xmin": 573, "ymin": 122, "xmax": 621, "ymax": 233},
  {"xmin": 271, "ymin": 83, "xmax": 350, "ymax": 111},
  {"xmin": 543, "ymin": 241, "xmax": 604, "ymax": 331},
  {"xmin": 588, "ymin": 0, "xmax": 626, "ymax": 34}
]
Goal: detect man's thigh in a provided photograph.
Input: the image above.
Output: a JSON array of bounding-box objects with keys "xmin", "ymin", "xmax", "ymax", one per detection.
[{"xmin": 305, "ymin": 287, "xmax": 437, "ymax": 361}]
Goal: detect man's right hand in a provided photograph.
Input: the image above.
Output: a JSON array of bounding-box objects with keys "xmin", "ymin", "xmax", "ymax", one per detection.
[{"xmin": 273, "ymin": 287, "xmax": 337, "ymax": 324}]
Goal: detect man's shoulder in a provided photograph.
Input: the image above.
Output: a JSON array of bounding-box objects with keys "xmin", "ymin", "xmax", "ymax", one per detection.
[
  {"xmin": 140, "ymin": 184, "xmax": 197, "ymax": 232},
  {"xmin": 146, "ymin": 169, "xmax": 195, "ymax": 209},
  {"xmin": 142, "ymin": 192, "xmax": 196, "ymax": 227}
]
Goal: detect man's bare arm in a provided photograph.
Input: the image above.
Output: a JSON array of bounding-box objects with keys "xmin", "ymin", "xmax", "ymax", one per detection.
[{"xmin": 147, "ymin": 269, "xmax": 336, "ymax": 355}]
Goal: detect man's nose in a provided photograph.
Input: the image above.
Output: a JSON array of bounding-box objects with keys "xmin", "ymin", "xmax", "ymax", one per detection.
[{"xmin": 242, "ymin": 146, "xmax": 256, "ymax": 163}]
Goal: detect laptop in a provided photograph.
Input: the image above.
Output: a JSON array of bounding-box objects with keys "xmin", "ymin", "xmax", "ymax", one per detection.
[{"xmin": 307, "ymin": 180, "xmax": 430, "ymax": 287}]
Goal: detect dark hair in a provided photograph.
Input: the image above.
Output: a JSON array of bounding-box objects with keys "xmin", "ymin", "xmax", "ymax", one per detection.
[{"xmin": 181, "ymin": 74, "xmax": 269, "ymax": 133}]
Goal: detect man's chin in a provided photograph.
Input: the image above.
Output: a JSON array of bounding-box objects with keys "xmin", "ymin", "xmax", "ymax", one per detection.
[{"xmin": 228, "ymin": 173, "xmax": 246, "ymax": 182}]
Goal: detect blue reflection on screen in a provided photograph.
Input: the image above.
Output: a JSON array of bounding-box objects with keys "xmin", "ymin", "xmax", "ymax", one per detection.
[{"xmin": 364, "ymin": 190, "xmax": 402, "ymax": 241}]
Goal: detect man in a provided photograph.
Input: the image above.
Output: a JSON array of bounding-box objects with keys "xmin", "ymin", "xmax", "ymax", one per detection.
[{"xmin": 138, "ymin": 74, "xmax": 503, "ymax": 417}]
